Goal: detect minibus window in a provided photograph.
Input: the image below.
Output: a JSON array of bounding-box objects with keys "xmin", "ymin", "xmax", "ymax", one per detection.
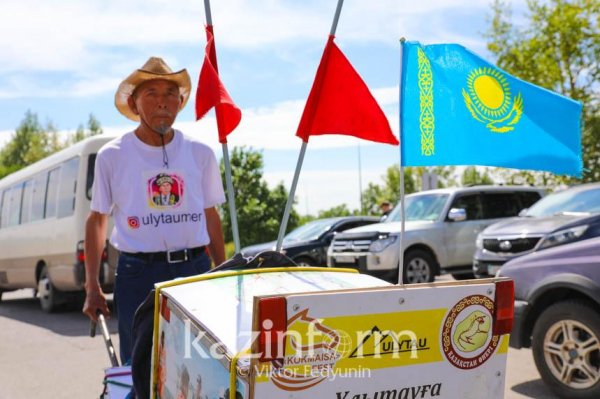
[
  {"xmin": 86, "ymin": 154, "xmax": 96, "ymax": 200},
  {"xmin": 8, "ymin": 183, "xmax": 23, "ymax": 226},
  {"xmin": 0, "ymin": 189, "xmax": 10, "ymax": 228},
  {"xmin": 20, "ymin": 180, "xmax": 33, "ymax": 224},
  {"xmin": 45, "ymin": 168, "xmax": 60, "ymax": 219},
  {"xmin": 31, "ymin": 172, "xmax": 48, "ymax": 222},
  {"xmin": 58, "ymin": 157, "xmax": 80, "ymax": 218}
]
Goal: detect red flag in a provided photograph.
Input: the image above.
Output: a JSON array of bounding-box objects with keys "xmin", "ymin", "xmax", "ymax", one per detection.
[
  {"xmin": 195, "ymin": 25, "xmax": 242, "ymax": 143},
  {"xmin": 296, "ymin": 36, "xmax": 398, "ymax": 145}
]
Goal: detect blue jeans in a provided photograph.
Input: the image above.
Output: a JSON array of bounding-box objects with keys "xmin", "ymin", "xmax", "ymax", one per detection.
[{"xmin": 114, "ymin": 252, "xmax": 210, "ymax": 364}]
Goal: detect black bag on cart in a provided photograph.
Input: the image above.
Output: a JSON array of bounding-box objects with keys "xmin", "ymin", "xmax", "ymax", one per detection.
[{"xmin": 129, "ymin": 251, "xmax": 297, "ymax": 398}]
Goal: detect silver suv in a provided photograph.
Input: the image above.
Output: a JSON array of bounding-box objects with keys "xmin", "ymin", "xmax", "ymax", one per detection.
[{"xmin": 327, "ymin": 186, "xmax": 545, "ymax": 284}]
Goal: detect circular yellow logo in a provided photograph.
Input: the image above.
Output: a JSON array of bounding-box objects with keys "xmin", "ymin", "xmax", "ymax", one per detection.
[{"xmin": 441, "ymin": 295, "xmax": 499, "ymax": 369}]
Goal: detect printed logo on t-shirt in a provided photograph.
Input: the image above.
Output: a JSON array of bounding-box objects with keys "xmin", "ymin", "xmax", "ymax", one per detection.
[
  {"xmin": 127, "ymin": 216, "xmax": 140, "ymax": 229},
  {"xmin": 147, "ymin": 172, "xmax": 185, "ymax": 210}
]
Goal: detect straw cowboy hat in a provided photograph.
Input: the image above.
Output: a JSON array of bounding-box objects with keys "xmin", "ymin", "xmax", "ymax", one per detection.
[{"xmin": 115, "ymin": 57, "xmax": 192, "ymax": 122}]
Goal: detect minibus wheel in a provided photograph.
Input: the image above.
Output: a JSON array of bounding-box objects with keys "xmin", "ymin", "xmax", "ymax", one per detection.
[{"xmin": 38, "ymin": 266, "xmax": 66, "ymax": 313}]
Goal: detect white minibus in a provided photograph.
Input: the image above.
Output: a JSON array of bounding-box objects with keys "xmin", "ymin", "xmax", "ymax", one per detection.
[{"xmin": 0, "ymin": 135, "xmax": 116, "ymax": 312}]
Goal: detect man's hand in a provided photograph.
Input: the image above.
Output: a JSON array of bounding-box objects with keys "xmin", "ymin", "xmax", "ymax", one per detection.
[
  {"xmin": 82, "ymin": 211, "xmax": 109, "ymax": 322},
  {"xmin": 83, "ymin": 286, "xmax": 110, "ymax": 322},
  {"xmin": 205, "ymin": 207, "xmax": 226, "ymax": 266}
]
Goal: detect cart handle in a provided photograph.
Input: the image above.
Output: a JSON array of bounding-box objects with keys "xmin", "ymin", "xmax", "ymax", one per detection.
[{"xmin": 90, "ymin": 310, "xmax": 120, "ymax": 368}]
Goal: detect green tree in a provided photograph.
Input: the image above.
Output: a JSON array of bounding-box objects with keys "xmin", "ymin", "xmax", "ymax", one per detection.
[
  {"xmin": 492, "ymin": 168, "xmax": 562, "ymax": 189},
  {"xmin": 486, "ymin": 0, "xmax": 600, "ymax": 183},
  {"xmin": 461, "ymin": 166, "xmax": 494, "ymax": 186},
  {"xmin": 362, "ymin": 182, "xmax": 386, "ymax": 216},
  {"xmin": 71, "ymin": 113, "xmax": 103, "ymax": 144},
  {"xmin": 219, "ymin": 147, "xmax": 299, "ymax": 248},
  {"xmin": 298, "ymin": 214, "xmax": 317, "ymax": 225},
  {"xmin": 0, "ymin": 111, "xmax": 63, "ymax": 178},
  {"xmin": 317, "ymin": 204, "xmax": 359, "ymax": 219},
  {"xmin": 361, "ymin": 165, "xmax": 417, "ymax": 215},
  {"xmin": 410, "ymin": 166, "xmax": 458, "ymax": 189}
]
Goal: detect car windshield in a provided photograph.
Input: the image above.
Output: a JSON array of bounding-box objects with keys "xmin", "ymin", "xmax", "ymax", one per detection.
[
  {"xmin": 283, "ymin": 219, "xmax": 334, "ymax": 242},
  {"xmin": 386, "ymin": 194, "xmax": 449, "ymax": 222},
  {"xmin": 526, "ymin": 187, "xmax": 600, "ymax": 217}
]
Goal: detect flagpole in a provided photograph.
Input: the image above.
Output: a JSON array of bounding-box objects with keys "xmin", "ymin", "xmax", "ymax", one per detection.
[
  {"xmin": 221, "ymin": 143, "xmax": 240, "ymax": 252},
  {"xmin": 276, "ymin": 141, "xmax": 307, "ymax": 251},
  {"xmin": 203, "ymin": 0, "xmax": 241, "ymax": 254},
  {"xmin": 398, "ymin": 38, "xmax": 406, "ymax": 285},
  {"xmin": 358, "ymin": 140, "xmax": 363, "ymax": 214},
  {"xmin": 276, "ymin": 0, "xmax": 345, "ymax": 252}
]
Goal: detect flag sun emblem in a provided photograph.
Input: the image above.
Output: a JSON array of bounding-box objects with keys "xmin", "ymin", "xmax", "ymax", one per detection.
[{"xmin": 462, "ymin": 67, "xmax": 523, "ymax": 133}]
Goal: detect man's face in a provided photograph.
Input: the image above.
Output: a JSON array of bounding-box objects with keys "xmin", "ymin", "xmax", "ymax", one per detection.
[
  {"xmin": 381, "ymin": 204, "xmax": 390, "ymax": 212},
  {"xmin": 129, "ymin": 79, "xmax": 182, "ymax": 134},
  {"xmin": 159, "ymin": 182, "xmax": 172, "ymax": 196}
]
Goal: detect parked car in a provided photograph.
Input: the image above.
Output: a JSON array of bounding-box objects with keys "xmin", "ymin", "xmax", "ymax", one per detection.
[
  {"xmin": 474, "ymin": 183, "xmax": 600, "ymax": 278},
  {"xmin": 498, "ymin": 237, "xmax": 600, "ymax": 399},
  {"xmin": 0, "ymin": 135, "xmax": 117, "ymax": 312},
  {"xmin": 241, "ymin": 216, "xmax": 379, "ymax": 266},
  {"xmin": 327, "ymin": 186, "xmax": 545, "ymax": 283}
]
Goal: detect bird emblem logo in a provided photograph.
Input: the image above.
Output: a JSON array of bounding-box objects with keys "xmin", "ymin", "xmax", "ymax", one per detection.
[
  {"xmin": 462, "ymin": 67, "xmax": 523, "ymax": 133},
  {"xmin": 453, "ymin": 311, "xmax": 491, "ymax": 352},
  {"xmin": 441, "ymin": 295, "xmax": 500, "ymax": 369}
]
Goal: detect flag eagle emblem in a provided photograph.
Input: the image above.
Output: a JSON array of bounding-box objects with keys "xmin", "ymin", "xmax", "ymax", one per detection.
[{"xmin": 462, "ymin": 67, "xmax": 523, "ymax": 133}]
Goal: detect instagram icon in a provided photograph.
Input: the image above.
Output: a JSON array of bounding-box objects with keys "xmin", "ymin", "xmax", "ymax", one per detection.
[{"xmin": 127, "ymin": 216, "xmax": 140, "ymax": 229}]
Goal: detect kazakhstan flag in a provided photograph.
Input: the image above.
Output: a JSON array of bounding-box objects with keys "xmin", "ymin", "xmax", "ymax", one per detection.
[{"xmin": 400, "ymin": 42, "xmax": 583, "ymax": 176}]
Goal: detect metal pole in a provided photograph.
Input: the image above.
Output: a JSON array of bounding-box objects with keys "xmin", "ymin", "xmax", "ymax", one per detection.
[
  {"xmin": 276, "ymin": 0, "xmax": 345, "ymax": 251},
  {"xmin": 276, "ymin": 142, "xmax": 308, "ymax": 251},
  {"xmin": 203, "ymin": 0, "xmax": 241, "ymax": 254},
  {"xmin": 222, "ymin": 143, "xmax": 241, "ymax": 253},
  {"xmin": 330, "ymin": 0, "xmax": 345, "ymax": 36},
  {"xmin": 398, "ymin": 38, "xmax": 406, "ymax": 285},
  {"xmin": 305, "ymin": 185, "xmax": 310, "ymax": 216},
  {"xmin": 358, "ymin": 141, "xmax": 364, "ymax": 214},
  {"xmin": 203, "ymin": 0, "xmax": 213, "ymax": 25}
]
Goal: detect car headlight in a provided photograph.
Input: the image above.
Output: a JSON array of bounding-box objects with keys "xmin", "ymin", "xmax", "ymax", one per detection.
[
  {"xmin": 539, "ymin": 225, "xmax": 588, "ymax": 250},
  {"xmin": 476, "ymin": 233, "xmax": 483, "ymax": 250},
  {"xmin": 369, "ymin": 235, "xmax": 397, "ymax": 253}
]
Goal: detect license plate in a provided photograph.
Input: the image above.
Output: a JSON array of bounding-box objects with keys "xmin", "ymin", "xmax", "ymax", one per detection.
[
  {"xmin": 336, "ymin": 255, "xmax": 356, "ymax": 264},
  {"xmin": 487, "ymin": 265, "xmax": 502, "ymax": 276}
]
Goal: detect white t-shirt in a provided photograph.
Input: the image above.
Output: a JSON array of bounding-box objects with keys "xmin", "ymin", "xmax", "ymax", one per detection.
[{"xmin": 91, "ymin": 130, "xmax": 225, "ymax": 253}]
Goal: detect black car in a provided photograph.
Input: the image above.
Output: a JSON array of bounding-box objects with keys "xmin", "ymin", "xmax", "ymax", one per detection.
[{"xmin": 241, "ymin": 217, "xmax": 380, "ymax": 266}]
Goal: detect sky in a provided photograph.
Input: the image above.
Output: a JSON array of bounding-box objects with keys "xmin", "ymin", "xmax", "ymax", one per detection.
[{"xmin": 0, "ymin": 0, "xmax": 529, "ymax": 215}]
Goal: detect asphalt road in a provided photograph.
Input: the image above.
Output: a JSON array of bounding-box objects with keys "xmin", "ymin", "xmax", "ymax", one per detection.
[{"xmin": 0, "ymin": 288, "xmax": 559, "ymax": 399}]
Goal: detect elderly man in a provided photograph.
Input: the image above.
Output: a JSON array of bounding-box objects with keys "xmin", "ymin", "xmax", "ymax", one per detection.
[{"xmin": 83, "ymin": 57, "xmax": 226, "ymax": 363}]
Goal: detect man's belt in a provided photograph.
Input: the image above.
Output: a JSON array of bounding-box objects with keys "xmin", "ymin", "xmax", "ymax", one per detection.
[{"xmin": 121, "ymin": 246, "xmax": 206, "ymax": 264}]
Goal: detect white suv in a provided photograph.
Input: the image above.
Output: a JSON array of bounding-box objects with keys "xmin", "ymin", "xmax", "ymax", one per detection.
[{"xmin": 327, "ymin": 186, "xmax": 545, "ymax": 284}]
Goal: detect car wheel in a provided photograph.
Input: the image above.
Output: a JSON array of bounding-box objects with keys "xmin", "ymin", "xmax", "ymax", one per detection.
[
  {"xmin": 532, "ymin": 301, "xmax": 600, "ymax": 399},
  {"xmin": 402, "ymin": 250, "xmax": 437, "ymax": 284},
  {"xmin": 38, "ymin": 266, "xmax": 66, "ymax": 313},
  {"xmin": 452, "ymin": 273, "xmax": 475, "ymax": 281},
  {"xmin": 292, "ymin": 257, "xmax": 313, "ymax": 267}
]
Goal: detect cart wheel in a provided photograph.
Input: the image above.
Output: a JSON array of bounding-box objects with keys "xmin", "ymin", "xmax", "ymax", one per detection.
[{"xmin": 38, "ymin": 265, "xmax": 66, "ymax": 313}]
